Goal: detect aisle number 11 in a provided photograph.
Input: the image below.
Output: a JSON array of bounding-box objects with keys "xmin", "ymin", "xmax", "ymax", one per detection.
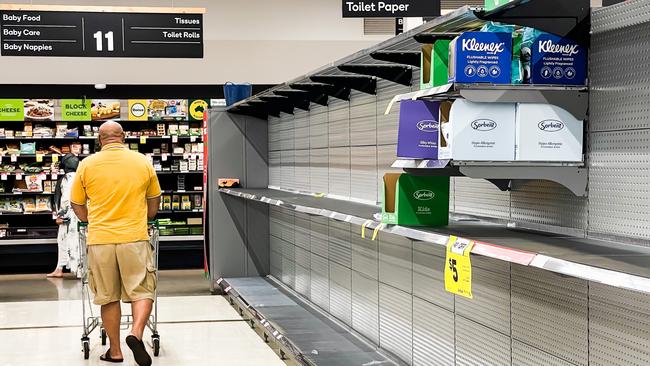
[
  {"xmin": 444, "ymin": 236, "xmax": 475, "ymax": 299},
  {"xmin": 93, "ymin": 31, "xmax": 115, "ymax": 52}
]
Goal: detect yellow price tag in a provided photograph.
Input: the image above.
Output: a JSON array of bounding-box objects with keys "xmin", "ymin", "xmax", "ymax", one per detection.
[
  {"xmin": 360, "ymin": 220, "xmax": 373, "ymax": 239},
  {"xmin": 444, "ymin": 236, "xmax": 475, "ymax": 299},
  {"xmin": 140, "ymin": 136, "xmax": 147, "ymax": 144},
  {"xmin": 371, "ymin": 223, "xmax": 384, "ymax": 241},
  {"xmin": 36, "ymin": 154, "xmax": 43, "ymax": 162},
  {"xmin": 52, "ymin": 154, "xmax": 59, "ymax": 163}
]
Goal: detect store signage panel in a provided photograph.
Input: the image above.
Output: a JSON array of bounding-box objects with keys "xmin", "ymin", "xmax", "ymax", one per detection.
[
  {"xmin": 342, "ymin": 0, "xmax": 440, "ymax": 17},
  {"xmin": 0, "ymin": 10, "xmax": 203, "ymax": 57},
  {"xmin": 0, "ymin": 99, "xmax": 23, "ymax": 121}
]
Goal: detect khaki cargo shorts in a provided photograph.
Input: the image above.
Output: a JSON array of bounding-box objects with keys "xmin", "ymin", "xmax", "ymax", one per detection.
[{"xmin": 87, "ymin": 241, "xmax": 157, "ymax": 305}]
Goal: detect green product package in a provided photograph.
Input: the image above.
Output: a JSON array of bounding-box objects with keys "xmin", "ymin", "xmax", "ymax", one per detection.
[
  {"xmin": 381, "ymin": 173, "xmax": 450, "ymax": 226},
  {"xmin": 484, "ymin": 0, "xmax": 514, "ymax": 11},
  {"xmin": 420, "ymin": 40, "xmax": 451, "ymax": 89},
  {"xmin": 0, "ymin": 99, "xmax": 24, "ymax": 121},
  {"xmin": 433, "ymin": 40, "xmax": 451, "ymax": 87},
  {"xmin": 61, "ymin": 99, "xmax": 92, "ymax": 121},
  {"xmin": 420, "ymin": 44, "xmax": 434, "ymax": 90}
]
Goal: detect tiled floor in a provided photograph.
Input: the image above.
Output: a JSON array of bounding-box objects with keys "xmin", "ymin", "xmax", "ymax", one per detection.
[{"xmin": 0, "ymin": 270, "xmax": 286, "ymax": 365}]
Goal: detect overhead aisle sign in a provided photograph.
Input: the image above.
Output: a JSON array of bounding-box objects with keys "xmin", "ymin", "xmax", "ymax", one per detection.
[
  {"xmin": 342, "ymin": 0, "xmax": 440, "ymax": 17},
  {"xmin": 0, "ymin": 5, "xmax": 204, "ymax": 58}
]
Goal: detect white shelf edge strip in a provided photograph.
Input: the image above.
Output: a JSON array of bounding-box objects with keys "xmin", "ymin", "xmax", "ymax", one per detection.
[{"xmin": 219, "ymin": 188, "xmax": 650, "ymax": 295}]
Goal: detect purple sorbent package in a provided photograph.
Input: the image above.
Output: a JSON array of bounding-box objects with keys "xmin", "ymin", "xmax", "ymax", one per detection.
[{"xmin": 397, "ymin": 100, "xmax": 441, "ymax": 159}]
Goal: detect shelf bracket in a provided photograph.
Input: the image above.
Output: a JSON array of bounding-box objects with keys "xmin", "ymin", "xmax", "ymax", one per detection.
[
  {"xmin": 413, "ymin": 32, "xmax": 461, "ymax": 44},
  {"xmin": 274, "ymin": 89, "xmax": 328, "ymax": 107},
  {"xmin": 458, "ymin": 165, "xmax": 588, "ymax": 197},
  {"xmin": 370, "ymin": 50, "xmax": 421, "ymax": 67},
  {"xmin": 458, "ymin": 87, "xmax": 589, "ymax": 121},
  {"xmin": 259, "ymin": 95, "xmax": 309, "ymax": 112},
  {"xmin": 310, "ymin": 75, "xmax": 377, "ymax": 95},
  {"xmin": 245, "ymin": 100, "xmax": 284, "ymax": 117},
  {"xmin": 229, "ymin": 104, "xmax": 270, "ymax": 119},
  {"xmin": 291, "ymin": 82, "xmax": 351, "ymax": 101},
  {"xmin": 486, "ymin": 179, "xmax": 512, "ymax": 192},
  {"xmin": 474, "ymin": 0, "xmax": 590, "ymax": 46},
  {"xmin": 338, "ymin": 64, "xmax": 412, "ymax": 86}
]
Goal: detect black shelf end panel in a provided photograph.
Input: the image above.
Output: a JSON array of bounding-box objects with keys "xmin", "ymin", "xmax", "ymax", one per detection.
[
  {"xmin": 413, "ymin": 32, "xmax": 462, "ymax": 44},
  {"xmin": 291, "ymin": 82, "xmax": 351, "ymax": 101},
  {"xmin": 259, "ymin": 95, "xmax": 309, "ymax": 112},
  {"xmin": 309, "ymin": 75, "xmax": 377, "ymax": 96},
  {"xmin": 274, "ymin": 89, "xmax": 329, "ymax": 107},
  {"xmin": 370, "ymin": 50, "xmax": 421, "ymax": 68},
  {"xmin": 474, "ymin": 0, "xmax": 590, "ymax": 46},
  {"xmin": 248, "ymin": 99, "xmax": 292, "ymax": 116},
  {"xmin": 338, "ymin": 64, "xmax": 413, "ymax": 87},
  {"xmin": 229, "ymin": 104, "xmax": 270, "ymax": 120}
]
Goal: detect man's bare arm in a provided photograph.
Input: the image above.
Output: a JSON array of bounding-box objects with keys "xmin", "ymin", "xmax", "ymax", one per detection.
[
  {"xmin": 147, "ymin": 196, "xmax": 161, "ymax": 221},
  {"xmin": 71, "ymin": 203, "xmax": 88, "ymax": 222}
]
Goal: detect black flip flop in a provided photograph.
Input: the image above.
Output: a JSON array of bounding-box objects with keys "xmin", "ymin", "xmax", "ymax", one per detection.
[
  {"xmin": 100, "ymin": 349, "xmax": 124, "ymax": 363},
  {"xmin": 126, "ymin": 335, "xmax": 152, "ymax": 366}
]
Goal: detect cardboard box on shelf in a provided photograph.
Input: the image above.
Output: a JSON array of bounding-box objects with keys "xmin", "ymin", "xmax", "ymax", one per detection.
[
  {"xmin": 381, "ymin": 173, "xmax": 449, "ymax": 226},
  {"xmin": 442, "ymin": 99, "xmax": 516, "ymax": 161},
  {"xmin": 516, "ymin": 103, "xmax": 583, "ymax": 162},
  {"xmin": 484, "ymin": 0, "xmax": 513, "ymax": 11},
  {"xmin": 448, "ymin": 32, "xmax": 512, "ymax": 84},
  {"xmin": 187, "ymin": 217, "xmax": 203, "ymax": 225},
  {"xmin": 530, "ymin": 33, "xmax": 587, "ymax": 86},
  {"xmin": 397, "ymin": 100, "xmax": 441, "ymax": 159},
  {"xmin": 421, "ymin": 40, "xmax": 452, "ymax": 88}
]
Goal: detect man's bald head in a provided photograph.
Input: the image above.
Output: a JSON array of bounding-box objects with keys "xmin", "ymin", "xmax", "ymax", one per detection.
[{"xmin": 98, "ymin": 121, "xmax": 125, "ymax": 146}]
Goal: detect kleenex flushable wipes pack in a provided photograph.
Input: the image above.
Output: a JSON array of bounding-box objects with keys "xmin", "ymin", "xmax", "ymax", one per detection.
[
  {"xmin": 448, "ymin": 32, "xmax": 512, "ymax": 84},
  {"xmin": 527, "ymin": 31, "xmax": 587, "ymax": 85}
]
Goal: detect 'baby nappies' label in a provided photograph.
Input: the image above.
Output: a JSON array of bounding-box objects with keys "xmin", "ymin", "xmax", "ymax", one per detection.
[
  {"xmin": 531, "ymin": 33, "xmax": 586, "ymax": 85},
  {"xmin": 451, "ymin": 32, "xmax": 512, "ymax": 84}
]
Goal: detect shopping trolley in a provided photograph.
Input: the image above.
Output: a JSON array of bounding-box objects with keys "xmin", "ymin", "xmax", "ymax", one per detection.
[{"xmin": 78, "ymin": 221, "xmax": 161, "ymax": 360}]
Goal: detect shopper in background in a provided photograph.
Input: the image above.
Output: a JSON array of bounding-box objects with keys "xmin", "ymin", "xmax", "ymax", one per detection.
[
  {"xmin": 46, "ymin": 154, "xmax": 80, "ymax": 278},
  {"xmin": 71, "ymin": 121, "xmax": 161, "ymax": 366}
]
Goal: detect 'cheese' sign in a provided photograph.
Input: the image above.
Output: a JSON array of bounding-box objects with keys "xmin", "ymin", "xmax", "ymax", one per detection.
[{"xmin": 342, "ymin": 0, "xmax": 440, "ymax": 17}]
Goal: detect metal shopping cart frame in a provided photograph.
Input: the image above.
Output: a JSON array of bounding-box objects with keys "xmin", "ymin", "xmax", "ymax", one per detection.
[{"xmin": 78, "ymin": 221, "xmax": 161, "ymax": 360}]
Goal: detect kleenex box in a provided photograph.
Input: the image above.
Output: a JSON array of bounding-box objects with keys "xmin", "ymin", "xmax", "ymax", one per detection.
[
  {"xmin": 515, "ymin": 103, "xmax": 583, "ymax": 162},
  {"xmin": 441, "ymin": 99, "xmax": 516, "ymax": 161},
  {"xmin": 449, "ymin": 32, "xmax": 512, "ymax": 84},
  {"xmin": 397, "ymin": 100, "xmax": 440, "ymax": 159},
  {"xmin": 531, "ymin": 33, "xmax": 586, "ymax": 85}
]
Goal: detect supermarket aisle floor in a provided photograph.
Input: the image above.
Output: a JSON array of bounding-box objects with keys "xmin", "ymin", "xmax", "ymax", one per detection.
[{"xmin": 0, "ymin": 270, "xmax": 286, "ymax": 366}]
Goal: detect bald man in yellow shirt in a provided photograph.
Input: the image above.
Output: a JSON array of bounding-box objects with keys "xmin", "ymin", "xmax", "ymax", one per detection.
[{"xmin": 71, "ymin": 121, "xmax": 161, "ymax": 366}]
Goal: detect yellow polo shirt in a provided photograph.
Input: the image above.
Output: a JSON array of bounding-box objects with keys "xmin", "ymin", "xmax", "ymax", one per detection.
[{"xmin": 70, "ymin": 143, "xmax": 162, "ymax": 245}]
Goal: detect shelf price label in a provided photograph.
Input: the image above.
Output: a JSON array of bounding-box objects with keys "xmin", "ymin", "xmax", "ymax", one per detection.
[
  {"xmin": 140, "ymin": 136, "xmax": 148, "ymax": 144},
  {"xmin": 444, "ymin": 235, "xmax": 475, "ymax": 299}
]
